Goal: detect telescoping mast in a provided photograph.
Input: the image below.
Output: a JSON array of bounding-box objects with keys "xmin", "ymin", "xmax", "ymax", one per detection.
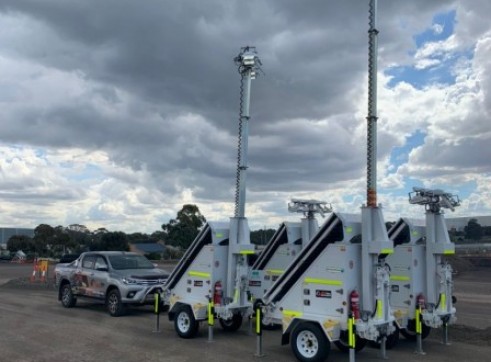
[{"xmin": 164, "ymin": 47, "xmax": 262, "ymax": 339}]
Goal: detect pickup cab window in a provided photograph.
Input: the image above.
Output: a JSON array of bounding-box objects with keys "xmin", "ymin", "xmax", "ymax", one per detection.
[
  {"xmin": 94, "ymin": 256, "xmax": 108, "ymax": 270},
  {"xmin": 82, "ymin": 256, "xmax": 96, "ymax": 269},
  {"xmin": 108, "ymin": 255, "xmax": 154, "ymax": 270}
]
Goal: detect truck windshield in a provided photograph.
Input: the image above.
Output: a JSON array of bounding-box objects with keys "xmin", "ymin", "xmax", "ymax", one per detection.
[{"xmin": 108, "ymin": 255, "xmax": 154, "ymax": 270}]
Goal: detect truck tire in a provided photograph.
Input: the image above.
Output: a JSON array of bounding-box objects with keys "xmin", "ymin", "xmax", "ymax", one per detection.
[
  {"xmin": 291, "ymin": 322, "xmax": 330, "ymax": 362},
  {"xmin": 174, "ymin": 305, "xmax": 199, "ymax": 338},
  {"xmin": 219, "ymin": 314, "xmax": 243, "ymax": 332},
  {"xmin": 60, "ymin": 283, "xmax": 77, "ymax": 308},
  {"xmin": 106, "ymin": 289, "xmax": 126, "ymax": 317},
  {"xmin": 334, "ymin": 330, "xmax": 367, "ymax": 352}
]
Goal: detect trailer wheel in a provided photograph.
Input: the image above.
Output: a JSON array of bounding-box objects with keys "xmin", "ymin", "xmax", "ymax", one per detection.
[
  {"xmin": 400, "ymin": 319, "xmax": 431, "ymax": 340},
  {"xmin": 369, "ymin": 324, "xmax": 399, "ymax": 350},
  {"xmin": 219, "ymin": 314, "xmax": 243, "ymax": 332},
  {"xmin": 60, "ymin": 283, "xmax": 77, "ymax": 308},
  {"xmin": 291, "ymin": 322, "xmax": 330, "ymax": 362},
  {"xmin": 174, "ymin": 305, "xmax": 199, "ymax": 338},
  {"xmin": 334, "ymin": 330, "xmax": 367, "ymax": 352}
]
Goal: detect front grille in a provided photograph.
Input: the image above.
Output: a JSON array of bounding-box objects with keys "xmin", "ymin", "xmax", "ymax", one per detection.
[{"xmin": 130, "ymin": 275, "xmax": 168, "ymax": 285}]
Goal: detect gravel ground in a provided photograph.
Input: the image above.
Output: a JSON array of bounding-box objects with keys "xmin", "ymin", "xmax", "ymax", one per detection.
[{"xmin": 1, "ymin": 262, "xmax": 490, "ymax": 362}]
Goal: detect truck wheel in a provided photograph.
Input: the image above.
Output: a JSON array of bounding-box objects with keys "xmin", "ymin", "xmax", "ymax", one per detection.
[
  {"xmin": 61, "ymin": 283, "xmax": 77, "ymax": 308},
  {"xmin": 291, "ymin": 322, "xmax": 330, "ymax": 362},
  {"xmin": 400, "ymin": 319, "xmax": 431, "ymax": 340},
  {"xmin": 106, "ymin": 289, "xmax": 126, "ymax": 317},
  {"xmin": 334, "ymin": 330, "xmax": 367, "ymax": 352},
  {"xmin": 219, "ymin": 314, "xmax": 243, "ymax": 332},
  {"xmin": 174, "ymin": 305, "xmax": 199, "ymax": 338}
]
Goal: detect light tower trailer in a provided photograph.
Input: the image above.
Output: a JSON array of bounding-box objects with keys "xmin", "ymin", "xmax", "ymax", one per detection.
[
  {"xmin": 261, "ymin": 212, "xmax": 395, "ymax": 361},
  {"xmin": 406, "ymin": 187, "xmax": 459, "ymax": 345},
  {"xmin": 385, "ymin": 217, "xmax": 430, "ymax": 342},
  {"xmin": 164, "ymin": 47, "xmax": 262, "ymax": 338},
  {"xmin": 249, "ymin": 199, "xmax": 330, "ymax": 306}
]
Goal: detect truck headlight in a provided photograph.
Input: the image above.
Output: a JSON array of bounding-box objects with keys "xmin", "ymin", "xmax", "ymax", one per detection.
[{"xmin": 122, "ymin": 277, "xmax": 138, "ymax": 285}]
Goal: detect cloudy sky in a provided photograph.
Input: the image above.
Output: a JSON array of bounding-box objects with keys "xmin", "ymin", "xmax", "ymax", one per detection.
[{"xmin": 0, "ymin": 0, "xmax": 490, "ymax": 234}]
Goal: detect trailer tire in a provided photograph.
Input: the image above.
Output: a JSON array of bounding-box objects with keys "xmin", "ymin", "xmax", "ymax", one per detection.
[
  {"xmin": 60, "ymin": 283, "xmax": 77, "ymax": 308},
  {"xmin": 369, "ymin": 325, "xmax": 399, "ymax": 350},
  {"xmin": 174, "ymin": 305, "xmax": 199, "ymax": 338},
  {"xmin": 291, "ymin": 322, "xmax": 330, "ymax": 362},
  {"xmin": 400, "ymin": 319, "xmax": 431, "ymax": 340},
  {"xmin": 334, "ymin": 330, "xmax": 367, "ymax": 352},
  {"xmin": 219, "ymin": 314, "xmax": 243, "ymax": 332},
  {"xmin": 106, "ymin": 289, "xmax": 126, "ymax": 317}
]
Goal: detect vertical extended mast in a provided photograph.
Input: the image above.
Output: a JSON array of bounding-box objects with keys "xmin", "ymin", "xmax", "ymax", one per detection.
[
  {"xmin": 367, "ymin": 0, "xmax": 378, "ymax": 207},
  {"xmin": 234, "ymin": 46, "xmax": 262, "ymax": 219}
]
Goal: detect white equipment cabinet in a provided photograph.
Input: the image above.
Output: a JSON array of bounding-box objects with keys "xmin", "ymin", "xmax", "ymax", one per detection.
[{"xmin": 249, "ymin": 199, "xmax": 329, "ymax": 305}]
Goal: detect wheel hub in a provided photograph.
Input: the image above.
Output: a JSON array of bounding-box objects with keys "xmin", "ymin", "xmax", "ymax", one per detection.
[{"xmin": 297, "ymin": 330, "xmax": 319, "ymax": 357}]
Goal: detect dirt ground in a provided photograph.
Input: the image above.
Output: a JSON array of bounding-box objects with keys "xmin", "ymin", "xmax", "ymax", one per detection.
[{"xmin": 0, "ymin": 261, "xmax": 490, "ymax": 362}]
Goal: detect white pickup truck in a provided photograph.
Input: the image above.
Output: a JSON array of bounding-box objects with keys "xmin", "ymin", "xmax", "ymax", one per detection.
[{"xmin": 55, "ymin": 251, "xmax": 168, "ymax": 316}]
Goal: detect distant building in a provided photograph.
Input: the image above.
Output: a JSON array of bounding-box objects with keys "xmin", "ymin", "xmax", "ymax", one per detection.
[
  {"xmin": 0, "ymin": 228, "xmax": 35, "ymax": 248},
  {"xmin": 130, "ymin": 243, "xmax": 166, "ymax": 258},
  {"xmin": 446, "ymin": 216, "xmax": 491, "ymax": 231}
]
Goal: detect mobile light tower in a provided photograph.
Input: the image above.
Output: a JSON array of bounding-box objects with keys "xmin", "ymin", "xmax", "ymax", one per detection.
[
  {"xmin": 408, "ymin": 187, "xmax": 459, "ymax": 350},
  {"xmin": 357, "ymin": 0, "xmax": 395, "ymax": 353},
  {"xmin": 164, "ymin": 46, "xmax": 262, "ymax": 339},
  {"xmin": 248, "ymin": 199, "xmax": 331, "ymax": 305},
  {"xmin": 225, "ymin": 46, "xmax": 263, "ymax": 318}
]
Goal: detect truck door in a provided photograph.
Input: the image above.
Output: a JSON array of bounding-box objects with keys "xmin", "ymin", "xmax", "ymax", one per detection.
[
  {"xmin": 80, "ymin": 255, "xmax": 96, "ymax": 296},
  {"xmin": 91, "ymin": 255, "xmax": 109, "ymax": 298}
]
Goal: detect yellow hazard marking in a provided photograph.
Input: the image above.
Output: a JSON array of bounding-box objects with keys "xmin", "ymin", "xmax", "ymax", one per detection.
[
  {"xmin": 207, "ymin": 301, "xmax": 214, "ymax": 325},
  {"xmin": 240, "ymin": 250, "xmax": 255, "ymax": 255},
  {"xmin": 154, "ymin": 293, "xmax": 159, "ymax": 313},
  {"xmin": 282, "ymin": 309, "xmax": 303, "ymax": 318},
  {"xmin": 443, "ymin": 250, "xmax": 455, "ymax": 255},
  {"xmin": 390, "ymin": 275, "xmax": 410, "ymax": 281},
  {"xmin": 348, "ymin": 317, "xmax": 354, "ymax": 348},
  {"xmin": 440, "ymin": 293, "xmax": 446, "ymax": 312},
  {"xmin": 304, "ymin": 277, "xmax": 343, "ymax": 286},
  {"xmin": 393, "ymin": 309, "xmax": 408, "ymax": 319},
  {"xmin": 381, "ymin": 248, "xmax": 394, "ymax": 254},
  {"xmin": 234, "ymin": 288, "xmax": 239, "ymax": 303},
  {"xmin": 256, "ymin": 308, "xmax": 261, "ymax": 334},
  {"xmin": 415, "ymin": 307, "xmax": 422, "ymax": 334},
  {"xmin": 266, "ymin": 269, "xmax": 284, "ymax": 275},
  {"xmin": 322, "ymin": 319, "xmax": 339, "ymax": 330},
  {"xmin": 376, "ymin": 299, "xmax": 383, "ymax": 319},
  {"xmin": 188, "ymin": 271, "xmax": 210, "ymax": 278}
]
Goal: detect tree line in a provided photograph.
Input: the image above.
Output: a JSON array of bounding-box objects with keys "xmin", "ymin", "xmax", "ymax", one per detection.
[{"xmin": 6, "ymin": 204, "xmax": 277, "ymax": 258}]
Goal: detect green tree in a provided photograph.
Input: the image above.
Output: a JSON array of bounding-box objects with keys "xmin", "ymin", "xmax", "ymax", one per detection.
[
  {"xmin": 33, "ymin": 224, "xmax": 55, "ymax": 256},
  {"xmin": 7, "ymin": 235, "xmax": 34, "ymax": 253},
  {"xmin": 250, "ymin": 228, "xmax": 276, "ymax": 245},
  {"xmin": 127, "ymin": 232, "xmax": 153, "ymax": 244},
  {"xmin": 51, "ymin": 226, "xmax": 76, "ymax": 256},
  {"xmin": 96, "ymin": 231, "xmax": 129, "ymax": 251},
  {"xmin": 464, "ymin": 219, "xmax": 483, "ymax": 241},
  {"xmin": 162, "ymin": 204, "xmax": 206, "ymax": 249}
]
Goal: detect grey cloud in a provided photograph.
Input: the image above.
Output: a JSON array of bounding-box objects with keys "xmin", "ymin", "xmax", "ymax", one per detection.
[{"xmin": 3, "ymin": 0, "xmax": 487, "ymax": 229}]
